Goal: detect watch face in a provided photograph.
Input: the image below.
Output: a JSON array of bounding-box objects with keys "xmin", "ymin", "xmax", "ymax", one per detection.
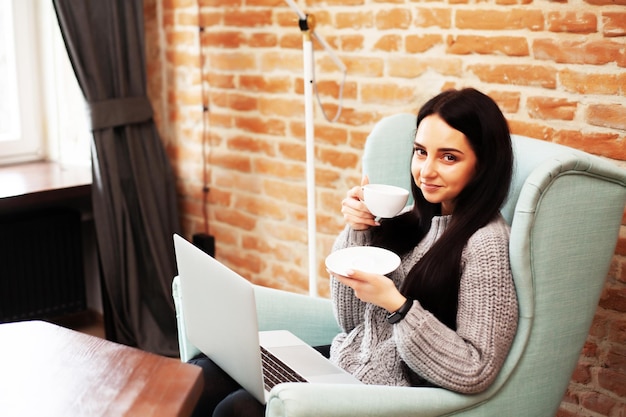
[{"xmin": 387, "ymin": 312, "xmax": 402, "ymax": 324}]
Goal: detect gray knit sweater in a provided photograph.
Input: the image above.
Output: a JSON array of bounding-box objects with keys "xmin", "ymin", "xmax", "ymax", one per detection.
[{"xmin": 329, "ymin": 215, "xmax": 518, "ymax": 394}]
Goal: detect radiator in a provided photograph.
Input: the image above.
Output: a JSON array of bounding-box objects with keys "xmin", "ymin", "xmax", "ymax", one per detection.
[{"xmin": 0, "ymin": 208, "xmax": 86, "ymax": 322}]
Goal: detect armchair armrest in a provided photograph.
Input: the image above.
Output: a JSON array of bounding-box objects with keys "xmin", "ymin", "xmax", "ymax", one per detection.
[
  {"xmin": 254, "ymin": 285, "xmax": 341, "ymax": 347},
  {"xmin": 267, "ymin": 383, "xmax": 483, "ymax": 417}
]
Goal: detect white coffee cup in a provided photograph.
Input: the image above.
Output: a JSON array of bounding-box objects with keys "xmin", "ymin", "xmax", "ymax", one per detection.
[{"xmin": 362, "ymin": 184, "xmax": 410, "ymax": 218}]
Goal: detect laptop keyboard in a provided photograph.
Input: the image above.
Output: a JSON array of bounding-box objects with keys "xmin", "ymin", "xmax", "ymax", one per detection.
[{"xmin": 260, "ymin": 346, "xmax": 308, "ymax": 391}]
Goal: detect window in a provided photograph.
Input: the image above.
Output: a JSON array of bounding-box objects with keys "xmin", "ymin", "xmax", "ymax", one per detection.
[{"xmin": 0, "ymin": 0, "xmax": 90, "ymax": 166}]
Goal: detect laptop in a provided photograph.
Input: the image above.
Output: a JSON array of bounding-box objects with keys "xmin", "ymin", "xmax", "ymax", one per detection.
[{"xmin": 173, "ymin": 234, "xmax": 362, "ymax": 404}]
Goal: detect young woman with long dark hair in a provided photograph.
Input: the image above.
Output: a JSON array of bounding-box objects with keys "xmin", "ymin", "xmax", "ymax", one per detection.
[
  {"xmin": 332, "ymin": 87, "xmax": 518, "ymax": 391},
  {"xmin": 189, "ymin": 88, "xmax": 518, "ymax": 416}
]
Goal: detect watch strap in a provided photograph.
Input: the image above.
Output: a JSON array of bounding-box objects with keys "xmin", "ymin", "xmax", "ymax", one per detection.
[{"xmin": 386, "ymin": 298, "xmax": 413, "ymax": 324}]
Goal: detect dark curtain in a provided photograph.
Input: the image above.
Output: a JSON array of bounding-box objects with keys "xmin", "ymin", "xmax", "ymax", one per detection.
[{"xmin": 53, "ymin": 0, "xmax": 180, "ymax": 356}]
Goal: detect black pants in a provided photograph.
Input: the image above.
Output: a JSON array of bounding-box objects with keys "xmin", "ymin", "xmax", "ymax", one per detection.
[{"xmin": 188, "ymin": 345, "xmax": 332, "ymax": 417}]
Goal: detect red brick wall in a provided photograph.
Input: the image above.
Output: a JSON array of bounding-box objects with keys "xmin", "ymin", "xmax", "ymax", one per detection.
[{"xmin": 144, "ymin": 0, "xmax": 626, "ymax": 415}]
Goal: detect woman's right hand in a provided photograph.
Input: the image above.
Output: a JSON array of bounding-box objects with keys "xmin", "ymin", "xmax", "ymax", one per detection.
[{"xmin": 341, "ymin": 176, "xmax": 379, "ymax": 230}]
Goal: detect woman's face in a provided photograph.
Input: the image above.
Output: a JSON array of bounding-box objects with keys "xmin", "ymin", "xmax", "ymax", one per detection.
[{"xmin": 411, "ymin": 115, "xmax": 478, "ymax": 215}]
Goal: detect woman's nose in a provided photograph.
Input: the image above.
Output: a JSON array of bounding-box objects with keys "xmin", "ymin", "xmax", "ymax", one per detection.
[{"xmin": 420, "ymin": 158, "xmax": 436, "ymax": 178}]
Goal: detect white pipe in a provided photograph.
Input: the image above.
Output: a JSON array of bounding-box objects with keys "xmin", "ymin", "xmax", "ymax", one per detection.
[
  {"xmin": 284, "ymin": 0, "xmax": 306, "ymax": 19},
  {"xmin": 284, "ymin": 0, "xmax": 345, "ymax": 296},
  {"xmin": 303, "ymin": 37, "xmax": 317, "ymax": 297}
]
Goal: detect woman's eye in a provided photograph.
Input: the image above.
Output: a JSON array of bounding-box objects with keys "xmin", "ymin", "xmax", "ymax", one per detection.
[
  {"xmin": 414, "ymin": 146, "xmax": 426, "ymax": 156},
  {"xmin": 443, "ymin": 154, "xmax": 457, "ymax": 162}
]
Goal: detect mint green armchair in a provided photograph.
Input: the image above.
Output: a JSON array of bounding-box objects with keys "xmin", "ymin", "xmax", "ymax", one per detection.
[{"xmin": 173, "ymin": 114, "xmax": 626, "ymax": 416}]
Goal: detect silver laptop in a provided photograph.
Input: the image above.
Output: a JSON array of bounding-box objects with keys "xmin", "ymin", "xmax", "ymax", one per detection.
[{"xmin": 173, "ymin": 234, "xmax": 361, "ymax": 404}]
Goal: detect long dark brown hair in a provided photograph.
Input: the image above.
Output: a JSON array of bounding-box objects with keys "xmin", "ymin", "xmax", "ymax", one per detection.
[{"xmin": 372, "ymin": 88, "xmax": 513, "ymax": 329}]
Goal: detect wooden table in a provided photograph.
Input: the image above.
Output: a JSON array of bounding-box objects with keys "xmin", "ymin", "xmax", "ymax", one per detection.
[{"xmin": 0, "ymin": 320, "xmax": 203, "ymax": 416}]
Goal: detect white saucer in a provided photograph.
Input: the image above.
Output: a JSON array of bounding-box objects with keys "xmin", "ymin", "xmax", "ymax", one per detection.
[{"xmin": 325, "ymin": 246, "xmax": 401, "ymax": 276}]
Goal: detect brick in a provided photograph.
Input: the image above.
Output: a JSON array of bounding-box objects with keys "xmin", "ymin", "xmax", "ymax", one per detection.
[
  {"xmin": 581, "ymin": 340, "xmax": 598, "ymax": 357},
  {"xmin": 507, "ymin": 119, "xmax": 555, "ymax": 140},
  {"xmin": 278, "ymin": 142, "xmax": 305, "ymax": 162},
  {"xmin": 370, "ymin": 35, "xmax": 400, "ymax": 54},
  {"xmin": 241, "ymin": 235, "xmax": 297, "ymax": 264},
  {"xmin": 199, "ymin": 0, "xmax": 243, "ymax": 6},
  {"xmin": 268, "ymin": 264, "xmax": 310, "ymax": 292},
  {"xmin": 208, "ymin": 51, "xmax": 257, "ymax": 71},
  {"xmin": 617, "ymin": 227, "xmax": 626, "ymax": 256},
  {"xmin": 263, "ymin": 179, "xmax": 307, "ymax": 206},
  {"xmin": 207, "ymin": 73, "xmax": 236, "ymax": 89},
  {"xmin": 559, "ymin": 69, "xmax": 620, "ymax": 95},
  {"xmin": 336, "ymin": 35, "xmax": 365, "ymax": 52},
  {"xmin": 214, "ymin": 170, "xmax": 261, "ymax": 194},
  {"xmin": 261, "ymin": 221, "xmax": 309, "ymax": 244},
  {"xmin": 456, "ymin": 9, "xmax": 543, "ymax": 31},
  {"xmin": 202, "ymin": 31, "xmax": 245, "ymax": 48},
  {"xmin": 235, "ymin": 116, "xmax": 286, "ymax": 136},
  {"xmin": 318, "ymin": 146, "xmax": 360, "ymax": 169},
  {"xmin": 547, "ymin": 11, "xmax": 597, "ymax": 34},
  {"xmin": 214, "ymin": 207, "xmax": 257, "ymax": 231},
  {"xmin": 586, "ymin": 104, "xmax": 626, "ymax": 131},
  {"xmin": 312, "ymin": 79, "xmax": 358, "ymax": 100},
  {"xmin": 236, "ymin": 194, "xmax": 288, "ymax": 220},
  {"xmin": 315, "ymin": 167, "xmax": 343, "ymax": 188},
  {"xmin": 599, "ymin": 285, "xmax": 626, "ymax": 313},
  {"xmin": 278, "ymin": 33, "xmax": 302, "ymax": 50},
  {"xmin": 603, "ymin": 12, "xmax": 626, "ymax": 37},
  {"xmin": 375, "ymin": 8, "xmax": 411, "ymax": 30},
  {"xmin": 468, "ymin": 64, "xmax": 557, "ymax": 88},
  {"xmin": 227, "ymin": 135, "xmax": 275, "ymax": 155},
  {"xmin": 606, "ymin": 345, "xmax": 626, "ymax": 373},
  {"xmin": 406, "ymin": 34, "xmax": 444, "ymax": 54},
  {"xmin": 598, "ymin": 368, "xmax": 626, "ymax": 397},
  {"xmin": 534, "ymin": 38, "xmax": 625, "ymax": 66},
  {"xmin": 314, "ymin": 125, "xmax": 349, "ymax": 146},
  {"xmin": 488, "ymin": 90, "xmax": 521, "ymax": 114},
  {"xmin": 579, "ymin": 391, "xmax": 618, "ymax": 416},
  {"xmin": 239, "ymin": 75, "xmax": 291, "ymax": 93},
  {"xmin": 258, "ymin": 97, "xmax": 303, "ymax": 117},
  {"xmin": 336, "ymin": 11, "xmax": 374, "ymax": 29},
  {"xmin": 360, "ymin": 83, "xmax": 419, "ymax": 104},
  {"xmin": 210, "ymin": 149, "xmax": 252, "ymax": 172},
  {"xmin": 446, "ymin": 35, "xmax": 529, "ymax": 56},
  {"xmin": 389, "ymin": 57, "xmax": 462, "ymax": 78},
  {"xmin": 228, "ymin": 93, "xmax": 258, "ymax": 111},
  {"xmin": 527, "ymin": 96, "xmax": 577, "ymax": 121},
  {"xmin": 249, "ymin": 32, "xmax": 278, "ymax": 48},
  {"xmin": 553, "ymin": 130, "xmax": 626, "ymax": 160},
  {"xmin": 609, "ymin": 317, "xmax": 626, "ymax": 345},
  {"xmin": 571, "ymin": 362, "xmax": 592, "ymax": 383},
  {"xmin": 334, "ymin": 56, "xmax": 385, "ymax": 77},
  {"xmin": 223, "ymin": 9, "xmax": 272, "ymax": 27},
  {"xmin": 414, "ymin": 7, "xmax": 451, "ymax": 28},
  {"xmin": 221, "ymin": 249, "xmax": 264, "ymax": 275},
  {"xmin": 254, "ymin": 157, "xmax": 305, "ymax": 179},
  {"xmin": 585, "ymin": 0, "xmax": 626, "ymax": 5}
]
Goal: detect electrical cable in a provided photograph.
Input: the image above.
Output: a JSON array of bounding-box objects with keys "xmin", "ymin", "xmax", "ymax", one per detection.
[{"xmin": 196, "ymin": 3, "xmax": 210, "ymax": 235}]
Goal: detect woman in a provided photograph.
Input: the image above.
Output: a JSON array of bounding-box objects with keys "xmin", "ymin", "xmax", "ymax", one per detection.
[
  {"xmin": 332, "ymin": 87, "xmax": 518, "ymax": 392},
  {"xmin": 190, "ymin": 87, "xmax": 518, "ymax": 416}
]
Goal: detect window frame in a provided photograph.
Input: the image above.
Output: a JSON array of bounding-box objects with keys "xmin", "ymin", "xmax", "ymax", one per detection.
[
  {"xmin": 0, "ymin": 0, "xmax": 45, "ymax": 164},
  {"xmin": 0, "ymin": 0, "xmax": 90, "ymax": 167}
]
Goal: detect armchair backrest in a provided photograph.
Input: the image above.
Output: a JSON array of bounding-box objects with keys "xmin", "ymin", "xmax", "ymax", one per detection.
[{"xmin": 363, "ymin": 114, "xmax": 626, "ymax": 416}]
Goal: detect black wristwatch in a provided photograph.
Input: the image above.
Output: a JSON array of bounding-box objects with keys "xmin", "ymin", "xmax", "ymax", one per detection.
[{"xmin": 386, "ymin": 298, "xmax": 413, "ymax": 324}]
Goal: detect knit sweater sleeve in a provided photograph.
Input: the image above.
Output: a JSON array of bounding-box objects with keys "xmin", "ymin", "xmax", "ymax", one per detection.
[
  {"xmin": 394, "ymin": 218, "xmax": 518, "ymax": 393},
  {"xmin": 330, "ymin": 225, "xmax": 373, "ymax": 333}
]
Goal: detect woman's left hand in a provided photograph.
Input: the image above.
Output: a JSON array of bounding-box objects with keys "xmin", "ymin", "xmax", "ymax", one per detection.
[{"xmin": 332, "ymin": 269, "xmax": 407, "ymax": 313}]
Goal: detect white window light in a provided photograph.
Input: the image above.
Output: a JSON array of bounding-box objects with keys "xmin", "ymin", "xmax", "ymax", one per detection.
[{"xmin": 0, "ymin": 0, "xmax": 90, "ymax": 166}]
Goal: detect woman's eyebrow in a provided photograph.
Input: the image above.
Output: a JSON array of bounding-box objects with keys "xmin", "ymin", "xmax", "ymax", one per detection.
[{"xmin": 413, "ymin": 141, "xmax": 465, "ymax": 154}]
